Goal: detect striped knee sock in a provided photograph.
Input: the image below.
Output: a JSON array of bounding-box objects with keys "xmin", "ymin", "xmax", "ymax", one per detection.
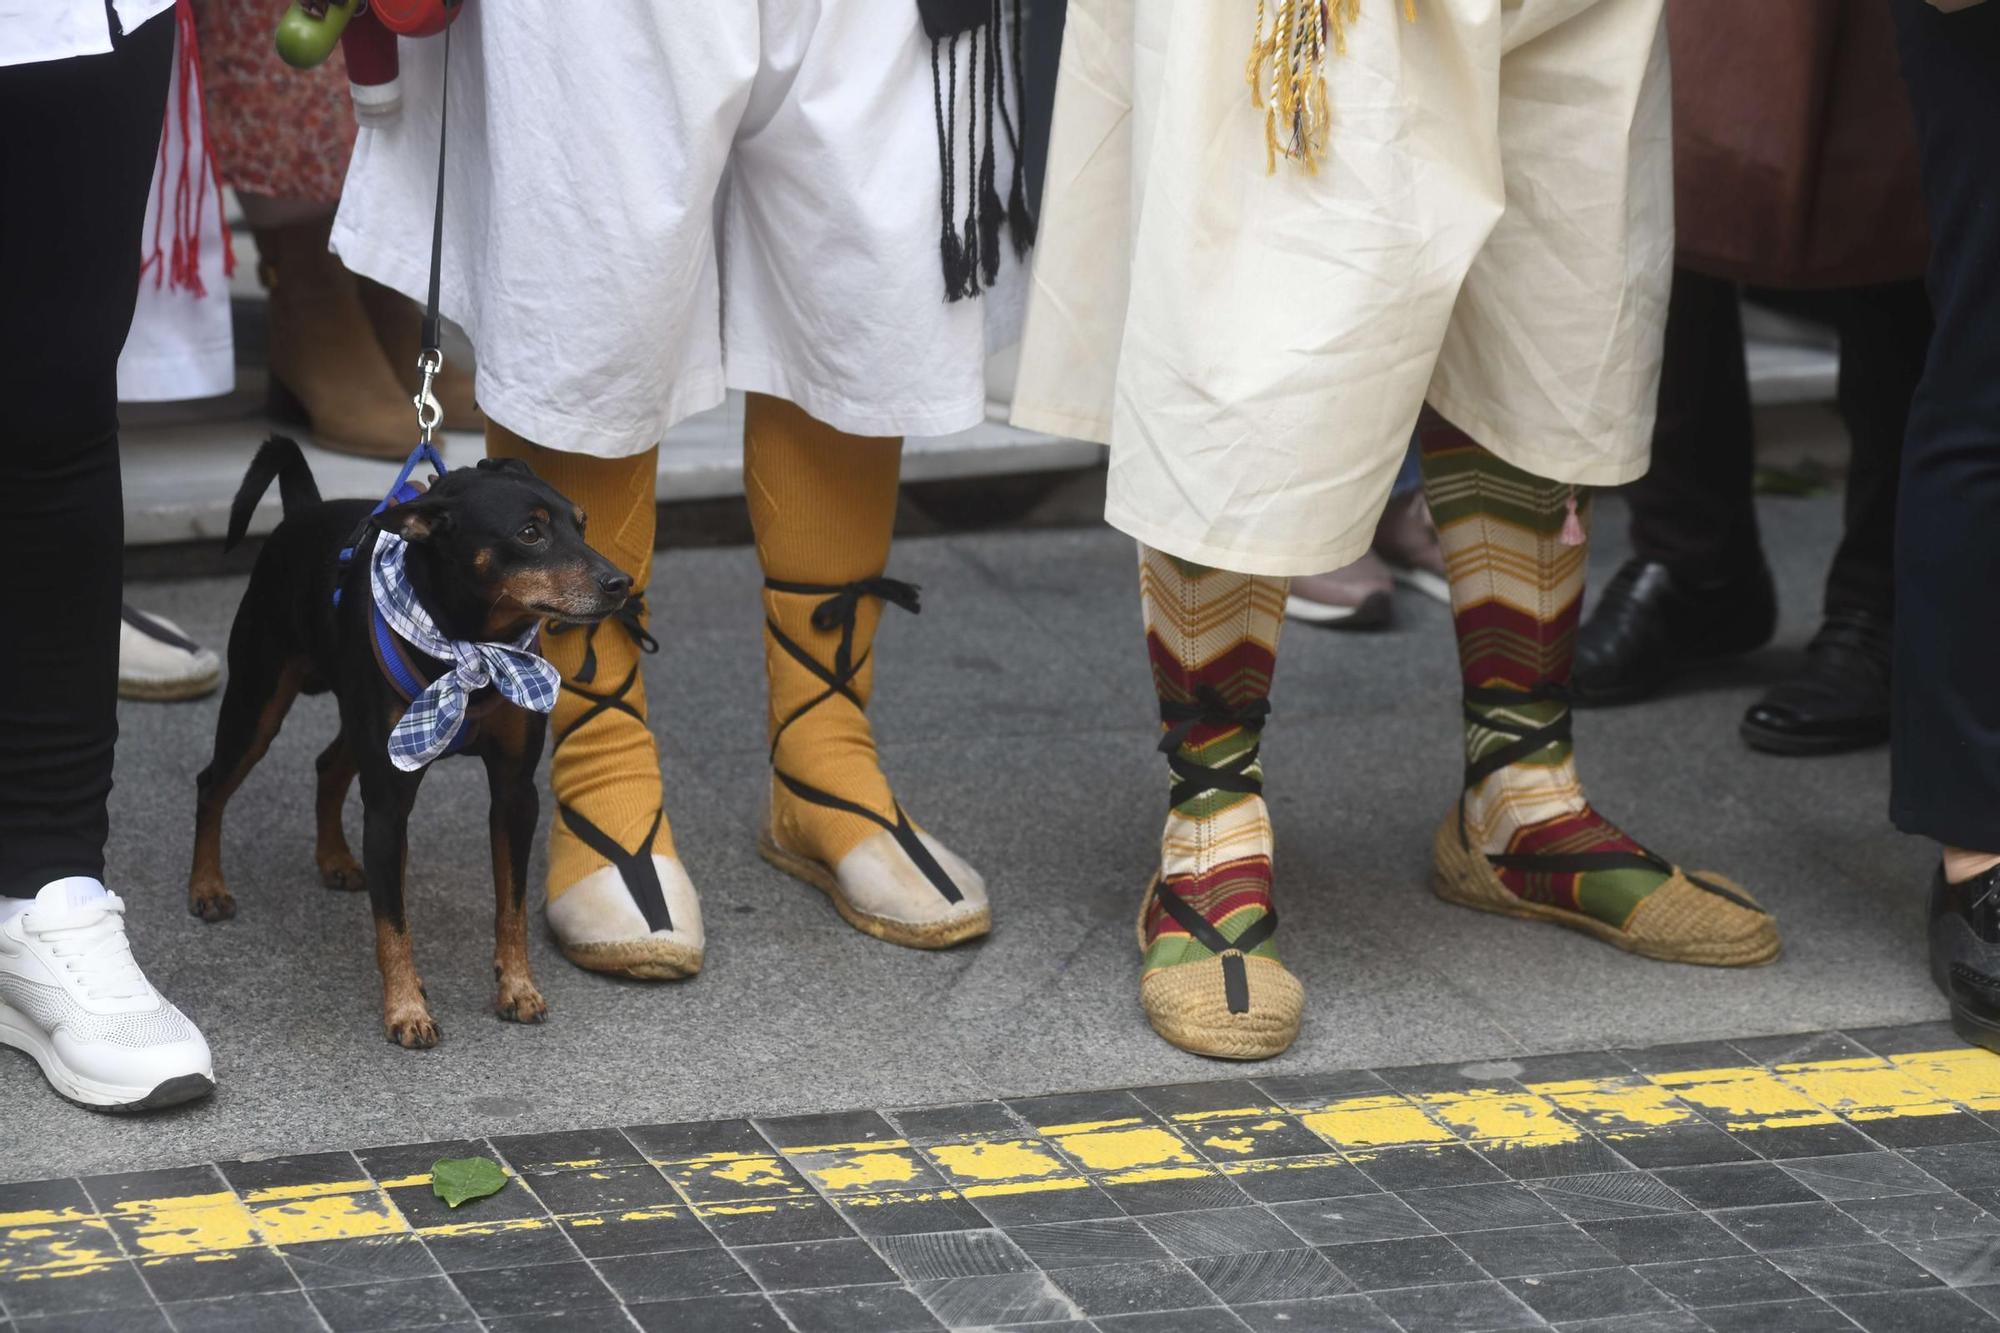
[
  {"xmin": 1139, "ymin": 546, "xmax": 1287, "ymax": 970},
  {"xmin": 1419, "ymin": 420, "xmax": 1672, "ymax": 927}
]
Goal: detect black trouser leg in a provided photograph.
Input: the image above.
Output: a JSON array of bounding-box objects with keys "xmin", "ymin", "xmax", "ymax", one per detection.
[
  {"xmin": 1626, "ymin": 266, "xmax": 1761, "ymax": 581},
  {"xmin": 1889, "ymin": 0, "xmax": 2000, "ymax": 851},
  {"xmin": 0, "ymin": 15, "xmax": 174, "ymax": 898},
  {"xmin": 1821, "ymin": 280, "xmax": 1932, "ymax": 620}
]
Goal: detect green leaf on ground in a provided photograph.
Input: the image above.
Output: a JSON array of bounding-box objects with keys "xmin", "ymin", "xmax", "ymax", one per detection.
[{"xmin": 431, "ymin": 1156, "xmax": 509, "ymax": 1208}]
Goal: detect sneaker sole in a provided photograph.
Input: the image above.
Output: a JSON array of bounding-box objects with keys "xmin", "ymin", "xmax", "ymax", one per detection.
[
  {"xmin": 0, "ymin": 1005, "xmax": 214, "ymax": 1113},
  {"xmin": 118, "ymin": 666, "xmax": 222, "ymax": 703},
  {"xmin": 757, "ymin": 832, "xmax": 990, "ymax": 950}
]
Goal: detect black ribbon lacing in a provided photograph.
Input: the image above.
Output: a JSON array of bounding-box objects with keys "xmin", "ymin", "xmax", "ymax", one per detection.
[
  {"xmin": 1148, "ymin": 683, "xmax": 1279, "ymax": 1013},
  {"xmin": 1458, "ymin": 683, "xmax": 1754, "ymax": 908},
  {"xmin": 545, "ymin": 593, "xmax": 675, "ymax": 933},
  {"xmin": 764, "ymin": 576, "xmax": 963, "ymax": 906}
]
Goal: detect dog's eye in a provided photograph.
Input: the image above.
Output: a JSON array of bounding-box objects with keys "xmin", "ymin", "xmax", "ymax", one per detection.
[{"xmin": 516, "ymin": 522, "xmax": 545, "ymax": 546}]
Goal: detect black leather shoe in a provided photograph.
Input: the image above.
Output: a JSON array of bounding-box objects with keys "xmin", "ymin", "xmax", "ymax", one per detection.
[
  {"xmin": 1931, "ymin": 864, "xmax": 2000, "ymax": 1053},
  {"xmin": 1573, "ymin": 559, "xmax": 1778, "ymax": 706},
  {"xmin": 1739, "ymin": 609, "xmax": 1891, "ymax": 756}
]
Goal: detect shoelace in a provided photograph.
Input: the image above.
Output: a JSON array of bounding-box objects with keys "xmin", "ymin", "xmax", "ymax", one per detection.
[{"xmin": 22, "ymin": 896, "xmax": 151, "ymax": 1003}]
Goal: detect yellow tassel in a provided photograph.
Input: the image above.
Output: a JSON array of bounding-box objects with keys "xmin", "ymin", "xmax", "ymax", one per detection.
[{"xmin": 1247, "ymin": 0, "xmax": 1414, "ymax": 176}]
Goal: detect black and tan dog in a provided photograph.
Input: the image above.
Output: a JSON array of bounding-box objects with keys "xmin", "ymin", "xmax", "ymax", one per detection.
[{"xmin": 189, "ymin": 437, "xmax": 629, "ymax": 1047}]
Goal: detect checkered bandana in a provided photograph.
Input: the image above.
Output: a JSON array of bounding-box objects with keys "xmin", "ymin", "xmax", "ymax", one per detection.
[{"xmin": 371, "ymin": 532, "xmax": 561, "ymax": 772}]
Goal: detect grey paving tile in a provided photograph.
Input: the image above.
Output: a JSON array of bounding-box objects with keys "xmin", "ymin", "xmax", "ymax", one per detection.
[
  {"xmin": 1630, "ymin": 1255, "xmax": 1810, "ymax": 1308},
  {"xmin": 1267, "ymin": 1193, "xmax": 1438, "ymax": 1247},
  {"xmin": 1451, "ymin": 1223, "xmax": 1624, "ymax": 1278},
  {"xmin": 1479, "ymin": 1138, "xmax": 1634, "ymax": 1183},
  {"xmin": 1903, "ymin": 1234, "xmax": 2000, "ymax": 1287},
  {"xmin": 1713, "ymin": 1201, "xmax": 1878, "ymax": 1252},
  {"xmin": 135, "ymin": 1248, "xmax": 298, "ymax": 1305},
  {"xmin": 1107, "ymin": 1171, "xmax": 1254, "ymax": 1218},
  {"xmin": 306, "ymin": 1274, "xmax": 474, "ymax": 1331},
  {"xmin": 625, "ymin": 1293, "xmax": 791, "ymax": 1333},
  {"xmin": 773, "ymin": 1284, "xmax": 945, "ymax": 1333},
  {"xmin": 0, "ymin": 1262, "xmax": 158, "ymax": 1321},
  {"xmin": 1400, "ymin": 1182, "xmax": 1565, "ymax": 1234},
  {"xmin": 1500, "ymin": 1267, "xmax": 1675, "ymax": 1323},
  {"xmin": 1350, "ymin": 1146, "xmax": 1510, "ymax": 1193},
  {"xmin": 446, "ymin": 1260, "xmax": 619, "ymax": 1320},
  {"xmin": 592, "ymin": 1249, "xmax": 755, "ymax": 1304},
  {"xmin": 1904, "ymin": 1143, "xmax": 2000, "ymax": 1192},
  {"xmin": 1584, "ymin": 1208, "xmax": 1744, "ymax": 1264},
  {"xmin": 1319, "ymin": 1235, "xmax": 1484, "ymax": 1291},
  {"xmin": 1184, "ymin": 1249, "xmax": 1351, "ymax": 1305},
  {"xmin": 1831, "ymin": 1288, "xmax": 2000, "ymax": 1333},
  {"xmin": 1094, "ymin": 1309, "xmax": 1251, "ymax": 1333},
  {"xmin": 1605, "ymin": 1124, "xmax": 1759, "ymax": 1171},
  {"xmin": 1857, "ymin": 1113, "xmax": 2000, "ymax": 1152},
  {"xmin": 1045, "ymin": 1261, "xmax": 1218, "ymax": 1318},
  {"xmin": 871, "ymin": 1228, "xmax": 1035, "ymax": 1282},
  {"xmin": 1652, "ymin": 1163, "xmax": 1820, "ymax": 1210},
  {"xmin": 732, "ymin": 1238, "xmax": 898, "ymax": 1292},
  {"xmin": 1781, "ymin": 1151, "xmax": 1945, "ymax": 1201},
  {"xmin": 1226, "ymin": 1155, "xmax": 1380, "ymax": 1204},
  {"xmin": 1762, "ymin": 1241, "xmax": 1946, "ymax": 1297},
  {"xmin": 1552, "ymin": 1312, "xmax": 1705, "ymax": 1333},
  {"xmin": 13, "ymin": 1310, "xmax": 175, "ymax": 1333},
  {"xmin": 1367, "ymin": 1278, "xmax": 1542, "ymax": 1333},
  {"xmin": 1732, "ymin": 1121, "xmax": 1882, "ymax": 1163},
  {"xmin": 1006, "ymin": 1219, "xmax": 1172, "ymax": 1270},
  {"xmin": 281, "ymin": 1234, "xmax": 442, "ymax": 1289},
  {"xmin": 912, "ymin": 1271, "xmax": 1075, "ymax": 1327},
  {"xmin": 159, "ymin": 1290, "xmax": 324, "ymax": 1333},
  {"xmin": 1233, "ymin": 1293, "xmax": 1399, "ymax": 1332},
  {"xmin": 1532, "ymin": 1171, "xmax": 1691, "ymax": 1223},
  {"xmin": 1140, "ymin": 1208, "xmax": 1309, "ymax": 1259},
  {"xmin": 1837, "ymin": 1191, "xmax": 2000, "ymax": 1244},
  {"xmin": 1694, "ymin": 1297, "xmax": 1862, "ymax": 1332}
]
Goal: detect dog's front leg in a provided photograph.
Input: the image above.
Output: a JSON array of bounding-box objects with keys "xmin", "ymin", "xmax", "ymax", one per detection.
[
  {"xmin": 483, "ymin": 711, "xmax": 547, "ymax": 1024},
  {"xmin": 359, "ymin": 766, "xmax": 438, "ymax": 1049}
]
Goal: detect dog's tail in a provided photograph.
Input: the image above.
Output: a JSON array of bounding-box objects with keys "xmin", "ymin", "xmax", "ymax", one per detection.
[{"xmin": 226, "ymin": 436, "xmax": 321, "ymax": 552}]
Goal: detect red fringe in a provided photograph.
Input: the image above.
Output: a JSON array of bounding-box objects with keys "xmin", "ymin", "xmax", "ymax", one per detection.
[{"xmin": 144, "ymin": 0, "xmax": 235, "ymax": 297}]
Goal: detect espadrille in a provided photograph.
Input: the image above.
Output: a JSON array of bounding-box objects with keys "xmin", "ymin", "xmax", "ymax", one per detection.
[
  {"xmin": 1136, "ymin": 874, "xmax": 1303, "ymax": 1060},
  {"xmin": 546, "ymin": 851, "xmax": 706, "ymax": 980},
  {"xmin": 760, "ymin": 799, "xmax": 990, "ymax": 949},
  {"xmin": 1432, "ymin": 811, "xmax": 1780, "ymax": 966}
]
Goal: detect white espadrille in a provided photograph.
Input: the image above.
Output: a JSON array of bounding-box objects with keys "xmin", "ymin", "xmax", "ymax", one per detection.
[
  {"xmin": 117, "ymin": 606, "xmax": 220, "ymax": 702},
  {"xmin": 545, "ymin": 855, "xmax": 705, "ymax": 980}
]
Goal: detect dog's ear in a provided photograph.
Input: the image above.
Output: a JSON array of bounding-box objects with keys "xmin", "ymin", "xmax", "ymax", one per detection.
[
  {"xmin": 372, "ymin": 494, "xmax": 452, "ymax": 543},
  {"xmin": 476, "ymin": 457, "xmax": 537, "ymax": 479}
]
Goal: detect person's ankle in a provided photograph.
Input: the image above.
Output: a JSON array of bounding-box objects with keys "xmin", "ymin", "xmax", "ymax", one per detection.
[{"xmin": 1944, "ymin": 848, "xmax": 2000, "ymax": 884}]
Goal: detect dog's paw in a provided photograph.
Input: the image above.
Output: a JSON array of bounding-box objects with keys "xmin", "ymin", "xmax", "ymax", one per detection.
[
  {"xmin": 317, "ymin": 854, "xmax": 365, "ymax": 893},
  {"xmin": 494, "ymin": 984, "xmax": 550, "ymax": 1025},
  {"xmin": 187, "ymin": 885, "xmax": 237, "ymax": 923},
  {"xmin": 384, "ymin": 1009, "xmax": 441, "ymax": 1049}
]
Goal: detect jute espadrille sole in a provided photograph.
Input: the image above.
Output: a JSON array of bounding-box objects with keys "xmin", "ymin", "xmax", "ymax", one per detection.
[
  {"xmin": 1133, "ymin": 880, "xmax": 1303, "ymax": 1061},
  {"xmin": 757, "ymin": 830, "xmax": 991, "ymax": 950},
  {"xmin": 1430, "ymin": 814, "xmax": 1781, "ymax": 967},
  {"xmin": 559, "ymin": 937, "xmax": 703, "ymax": 982}
]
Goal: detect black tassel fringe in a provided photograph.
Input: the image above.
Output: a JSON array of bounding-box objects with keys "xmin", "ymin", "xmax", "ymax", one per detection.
[{"xmin": 921, "ymin": 0, "xmax": 1037, "ymax": 302}]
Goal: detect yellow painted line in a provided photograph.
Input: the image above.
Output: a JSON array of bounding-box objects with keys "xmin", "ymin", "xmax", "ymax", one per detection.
[
  {"xmin": 1531, "ymin": 1078, "xmax": 1699, "ymax": 1131},
  {"xmin": 776, "ymin": 1138, "xmax": 912, "ymax": 1155},
  {"xmin": 927, "ymin": 1140, "xmax": 1068, "ymax": 1183},
  {"xmin": 2, "ymin": 1045, "xmax": 1995, "ymax": 1277},
  {"xmin": 1219, "ymin": 1152, "xmax": 1349, "ymax": 1180},
  {"xmin": 1100, "ymin": 1165, "xmax": 1213, "ymax": 1186},
  {"xmin": 1419, "ymin": 1090, "xmax": 1583, "ymax": 1149},
  {"xmin": 1892, "ymin": 1049, "xmax": 2000, "ymax": 1111},
  {"xmin": 1035, "ymin": 1118, "xmax": 1145, "ymax": 1136},
  {"xmin": 1169, "ymin": 1106, "xmax": 1286, "ymax": 1124},
  {"xmin": 1301, "ymin": 1096, "xmax": 1455, "ymax": 1149},
  {"xmin": 800, "ymin": 1151, "xmax": 924, "ymax": 1193},
  {"xmin": 0, "ymin": 1208, "xmax": 95, "ymax": 1228},
  {"xmin": 1779, "ymin": 1058, "xmax": 1957, "ymax": 1121},
  {"xmin": 1652, "ymin": 1067, "xmax": 1840, "ymax": 1132},
  {"xmin": 1050, "ymin": 1126, "xmax": 1198, "ymax": 1173},
  {"xmin": 239, "ymin": 1179, "xmax": 376, "ymax": 1204},
  {"xmin": 957, "ymin": 1177, "xmax": 1091, "ymax": 1200}
]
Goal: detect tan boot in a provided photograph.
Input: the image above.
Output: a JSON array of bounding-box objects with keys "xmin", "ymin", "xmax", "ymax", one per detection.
[
  {"xmin": 357, "ymin": 276, "xmax": 483, "ymax": 432},
  {"xmin": 256, "ymin": 217, "xmax": 419, "ymax": 459}
]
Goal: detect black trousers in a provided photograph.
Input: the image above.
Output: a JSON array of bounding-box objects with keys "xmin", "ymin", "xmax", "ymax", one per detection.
[
  {"xmin": 1889, "ymin": 0, "xmax": 2000, "ymax": 851},
  {"xmin": 0, "ymin": 14, "xmax": 173, "ymax": 897},
  {"xmin": 1628, "ymin": 266, "xmax": 1931, "ymax": 619}
]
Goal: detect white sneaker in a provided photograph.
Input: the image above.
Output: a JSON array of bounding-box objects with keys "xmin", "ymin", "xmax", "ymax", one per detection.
[
  {"xmin": 118, "ymin": 605, "xmax": 221, "ymax": 702},
  {"xmin": 0, "ymin": 879, "xmax": 214, "ymax": 1111}
]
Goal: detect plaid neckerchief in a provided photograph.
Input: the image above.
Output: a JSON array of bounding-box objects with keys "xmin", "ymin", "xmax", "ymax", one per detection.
[{"xmin": 370, "ymin": 532, "xmax": 560, "ymax": 772}]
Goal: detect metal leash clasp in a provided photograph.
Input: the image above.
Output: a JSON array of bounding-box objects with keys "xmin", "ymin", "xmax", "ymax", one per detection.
[{"xmin": 414, "ymin": 348, "xmax": 445, "ymax": 444}]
